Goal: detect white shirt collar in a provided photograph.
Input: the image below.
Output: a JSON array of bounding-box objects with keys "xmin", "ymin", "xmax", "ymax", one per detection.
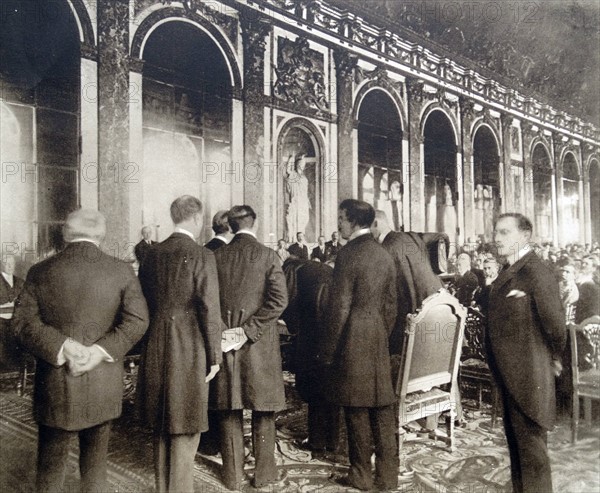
[
  {"xmin": 349, "ymin": 228, "xmax": 372, "ymax": 241},
  {"xmin": 68, "ymin": 238, "xmax": 100, "ymax": 246},
  {"xmin": 236, "ymin": 229, "xmax": 257, "ymax": 239},
  {"xmin": 174, "ymin": 227, "xmax": 196, "ymax": 241},
  {"xmin": 215, "ymin": 235, "xmax": 230, "ymax": 244},
  {"xmin": 378, "ymin": 230, "xmax": 391, "ymax": 244},
  {"xmin": 1, "ymin": 272, "xmax": 14, "ymax": 287},
  {"xmin": 507, "ymin": 244, "xmax": 531, "ymax": 265}
]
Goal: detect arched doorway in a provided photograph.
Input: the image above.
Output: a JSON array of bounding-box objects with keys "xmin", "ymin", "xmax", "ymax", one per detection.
[
  {"xmin": 423, "ymin": 110, "xmax": 458, "ymax": 240},
  {"xmin": 531, "ymin": 143, "xmax": 554, "ymax": 243},
  {"xmin": 278, "ymin": 122, "xmax": 322, "ymax": 243},
  {"xmin": 589, "ymin": 159, "xmax": 599, "ymax": 243},
  {"xmin": 0, "ymin": 0, "xmax": 80, "ymax": 257},
  {"xmin": 561, "ymin": 153, "xmax": 580, "ymax": 244},
  {"xmin": 141, "ymin": 21, "xmax": 233, "ymax": 242},
  {"xmin": 357, "ymin": 90, "xmax": 403, "ymax": 230},
  {"xmin": 473, "ymin": 125, "xmax": 501, "ymax": 242}
]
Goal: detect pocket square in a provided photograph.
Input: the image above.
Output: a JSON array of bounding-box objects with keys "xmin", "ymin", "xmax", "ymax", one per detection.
[{"xmin": 506, "ymin": 289, "xmax": 526, "ymax": 298}]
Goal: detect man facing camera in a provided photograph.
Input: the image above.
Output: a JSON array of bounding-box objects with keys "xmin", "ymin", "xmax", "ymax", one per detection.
[
  {"xmin": 13, "ymin": 209, "xmax": 149, "ymax": 493},
  {"xmin": 134, "ymin": 225, "xmax": 156, "ymax": 267},
  {"xmin": 318, "ymin": 199, "xmax": 398, "ymax": 491},
  {"xmin": 210, "ymin": 205, "xmax": 288, "ymax": 490},
  {"xmin": 137, "ymin": 195, "xmax": 222, "ymax": 492},
  {"xmin": 487, "ymin": 213, "xmax": 565, "ymax": 493}
]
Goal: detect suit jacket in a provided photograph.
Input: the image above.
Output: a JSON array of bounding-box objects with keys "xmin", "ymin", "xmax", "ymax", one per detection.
[
  {"xmin": 486, "ymin": 251, "xmax": 566, "ymax": 429},
  {"xmin": 13, "ymin": 242, "xmax": 149, "ymax": 431},
  {"xmin": 134, "ymin": 239, "xmax": 155, "ymax": 266},
  {"xmin": 204, "ymin": 237, "xmax": 227, "ymax": 252},
  {"xmin": 210, "ymin": 233, "xmax": 288, "ymax": 411},
  {"xmin": 137, "ymin": 233, "xmax": 223, "ymax": 434},
  {"xmin": 324, "ymin": 240, "xmax": 340, "ymax": 260},
  {"xmin": 0, "ymin": 274, "xmax": 25, "ymax": 306},
  {"xmin": 311, "ymin": 245, "xmax": 327, "ymax": 263},
  {"xmin": 454, "ymin": 270, "xmax": 480, "ymax": 306},
  {"xmin": 381, "ymin": 231, "xmax": 443, "ymax": 354},
  {"xmin": 320, "ymin": 233, "xmax": 397, "ymax": 407},
  {"xmin": 288, "ymin": 242, "xmax": 309, "ymax": 260},
  {"xmin": 281, "ymin": 258, "xmax": 311, "ymax": 335},
  {"xmin": 575, "ymin": 280, "xmax": 600, "ymax": 324},
  {"xmin": 294, "ymin": 261, "xmax": 333, "ymax": 403}
]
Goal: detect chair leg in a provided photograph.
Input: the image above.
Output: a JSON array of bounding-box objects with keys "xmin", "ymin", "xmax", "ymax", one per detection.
[
  {"xmin": 572, "ymin": 394, "xmax": 579, "ymax": 444},
  {"xmin": 491, "ymin": 385, "xmax": 499, "ymax": 429},
  {"xmin": 447, "ymin": 409, "xmax": 455, "ymax": 452}
]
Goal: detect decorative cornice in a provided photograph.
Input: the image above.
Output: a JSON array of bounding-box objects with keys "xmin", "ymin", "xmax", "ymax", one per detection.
[{"xmin": 252, "ymin": 0, "xmax": 598, "ymax": 144}]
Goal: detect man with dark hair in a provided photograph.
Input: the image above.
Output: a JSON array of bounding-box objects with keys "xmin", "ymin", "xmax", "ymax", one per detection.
[
  {"xmin": 311, "ymin": 235, "xmax": 327, "ymax": 262},
  {"xmin": 487, "ymin": 212, "xmax": 565, "ymax": 493},
  {"xmin": 575, "ymin": 255, "xmax": 600, "ymax": 323},
  {"xmin": 137, "ymin": 195, "xmax": 222, "ymax": 492},
  {"xmin": 370, "ymin": 209, "xmax": 442, "ymax": 354},
  {"xmin": 134, "ymin": 226, "xmax": 156, "ymax": 267},
  {"xmin": 319, "ymin": 199, "xmax": 398, "ymax": 491},
  {"xmin": 210, "ymin": 205, "xmax": 288, "ymax": 491},
  {"xmin": 324, "ymin": 231, "xmax": 341, "ymax": 261},
  {"xmin": 13, "ymin": 209, "xmax": 149, "ymax": 493},
  {"xmin": 288, "ymin": 231, "xmax": 309, "ymax": 260},
  {"xmin": 205, "ymin": 210, "xmax": 233, "ymax": 251}
]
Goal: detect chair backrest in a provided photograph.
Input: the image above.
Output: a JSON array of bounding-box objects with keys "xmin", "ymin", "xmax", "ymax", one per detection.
[
  {"xmin": 396, "ymin": 289, "xmax": 467, "ymax": 398},
  {"xmin": 570, "ymin": 316, "xmax": 600, "ymax": 385},
  {"xmin": 461, "ymin": 307, "xmax": 487, "ymax": 361}
]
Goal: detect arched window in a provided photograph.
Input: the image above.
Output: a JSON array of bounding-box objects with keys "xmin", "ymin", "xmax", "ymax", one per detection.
[
  {"xmin": 473, "ymin": 125, "xmax": 500, "ymax": 241},
  {"xmin": 531, "ymin": 144, "xmax": 554, "ymax": 242},
  {"xmin": 561, "ymin": 153, "xmax": 580, "ymax": 243}
]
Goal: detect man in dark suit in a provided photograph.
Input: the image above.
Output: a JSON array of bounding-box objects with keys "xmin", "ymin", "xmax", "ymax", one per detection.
[
  {"xmin": 319, "ymin": 199, "xmax": 398, "ymax": 491},
  {"xmin": 487, "ymin": 213, "xmax": 566, "ymax": 493},
  {"xmin": 311, "ymin": 235, "xmax": 327, "ymax": 262},
  {"xmin": 575, "ymin": 255, "xmax": 600, "ymax": 323},
  {"xmin": 134, "ymin": 225, "xmax": 156, "ymax": 266},
  {"xmin": 13, "ymin": 209, "xmax": 149, "ymax": 493},
  {"xmin": 288, "ymin": 231, "xmax": 309, "ymax": 259},
  {"xmin": 205, "ymin": 210, "xmax": 233, "ymax": 252},
  {"xmin": 210, "ymin": 205, "xmax": 288, "ymax": 490},
  {"xmin": 453, "ymin": 252, "xmax": 480, "ymax": 306},
  {"xmin": 324, "ymin": 231, "xmax": 340, "ymax": 261},
  {"xmin": 0, "ymin": 254, "xmax": 25, "ymax": 369},
  {"xmin": 200, "ymin": 209, "xmax": 234, "ymax": 456},
  {"xmin": 370, "ymin": 209, "xmax": 443, "ymax": 354},
  {"xmin": 137, "ymin": 195, "xmax": 222, "ymax": 492}
]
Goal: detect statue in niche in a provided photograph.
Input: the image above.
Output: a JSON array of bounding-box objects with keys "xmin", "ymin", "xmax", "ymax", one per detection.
[
  {"xmin": 511, "ymin": 127, "xmax": 520, "ymax": 153},
  {"xmin": 284, "ymin": 153, "xmax": 311, "ymax": 242},
  {"xmin": 438, "ymin": 182, "xmax": 457, "ymax": 238}
]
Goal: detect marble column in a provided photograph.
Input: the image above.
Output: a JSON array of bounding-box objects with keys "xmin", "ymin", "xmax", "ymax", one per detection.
[
  {"xmin": 79, "ymin": 44, "xmax": 99, "ymax": 210},
  {"xmin": 97, "ymin": 0, "xmax": 131, "ymax": 258},
  {"xmin": 406, "ymin": 78, "xmax": 425, "ymax": 232},
  {"xmin": 128, "ymin": 57, "xmax": 144, "ymax": 258},
  {"xmin": 500, "ymin": 113, "xmax": 514, "ymax": 213},
  {"xmin": 333, "ymin": 49, "xmax": 358, "ymax": 202},
  {"xmin": 521, "ymin": 122, "xmax": 536, "ymax": 224},
  {"xmin": 552, "ymin": 134, "xmax": 564, "ymax": 246},
  {"xmin": 459, "ymin": 97, "xmax": 475, "ymax": 241},
  {"xmin": 241, "ymin": 18, "xmax": 271, "ymax": 241}
]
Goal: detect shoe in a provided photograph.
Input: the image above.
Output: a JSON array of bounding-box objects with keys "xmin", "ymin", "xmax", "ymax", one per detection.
[{"xmin": 330, "ymin": 473, "xmax": 369, "ymax": 491}]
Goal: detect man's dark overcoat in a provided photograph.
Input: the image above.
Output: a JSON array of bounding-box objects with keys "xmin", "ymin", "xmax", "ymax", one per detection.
[
  {"xmin": 13, "ymin": 242, "xmax": 149, "ymax": 431},
  {"xmin": 295, "ymin": 261, "xmax": 333, "ymax": 403},
  {"xmin": 486, "ymin": 251, "xmax": 566, "ymax": 430},
  {"xmin": 210, "ymin": 233, "xmax": 288, "ymax": 411},
  {"xmin": 381, "ymin": 231, "xmax": 443, "ymax": 353},
  {"xmin": 137, "ymin": 233, "xmax": 223, "ymax": 434},
  {"xmin": 319, "ymin": 233, "xmax": 397, "ymax": 408}
]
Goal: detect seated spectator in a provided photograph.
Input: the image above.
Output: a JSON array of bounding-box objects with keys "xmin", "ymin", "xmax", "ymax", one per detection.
[
  {"xmin": 474, "ymin": 257, "xmax": 499, "ymax": 315},
  {"xmin": 452, "ymin": 253, "xmax": 480, "ymax": 306},
  {"xmin": 575, "ymin": 255, "xmax": 600, "ymax": 324},
  {"xmin": 559, "ymin": 264, "xmax": 579, "ymax": 324},
  {"xmin": 311, "ymin": 235, "xmax": 327, "ymax": 263}
]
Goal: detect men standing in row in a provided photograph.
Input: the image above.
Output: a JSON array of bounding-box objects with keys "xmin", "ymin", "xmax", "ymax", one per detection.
[
  {"xmin": 370, "ymin": 210, "xmax": 443, "ymax": 354},
  {"xmin": 288, "ymin": 231, "xmax": 309, "ymax": 259},
  {"xmin": 211, "ymin": 205, "xmax": 288, "ymax": 490},
  {"xmin": 488, "ymin": 213, "xmax": 565, "ymax": 493},
  {"xmin": 205, "ymin": 210, "xmax": 234, "ymax": 251},
  {"xmin": 137, "ymin": 196, "xmax": 222, "ymax": 492},
  {"xmin": 319, "ymin": 199, "xmax": 398, "ymax": 491},
  {"xmin": 134, "ymin": 225, "xmax": 156, "ymax": 266},
  {"xmin": 13, "ymin": 209, "xmax": 149, "ymax": 493}
]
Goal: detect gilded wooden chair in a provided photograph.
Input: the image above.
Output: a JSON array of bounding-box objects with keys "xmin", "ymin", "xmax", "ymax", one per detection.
[
  {"xmin": 570, "ymin": 315, "xmax": 600, "ymax": 443},
  {"xmin": 396, "ymin": 289, "xmax": 467, "ymax": 452}
]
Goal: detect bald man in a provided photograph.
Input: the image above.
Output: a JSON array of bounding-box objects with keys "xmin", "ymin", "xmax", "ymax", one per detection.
[{"xmin": 134, "ymin": 226, "xmax": 156, "ymax": 267}]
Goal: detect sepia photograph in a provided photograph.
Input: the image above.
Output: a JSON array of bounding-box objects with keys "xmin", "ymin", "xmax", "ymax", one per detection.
[{"xmin": 0, "ymin": 0, "xmax": 599, "ymax": 491}]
